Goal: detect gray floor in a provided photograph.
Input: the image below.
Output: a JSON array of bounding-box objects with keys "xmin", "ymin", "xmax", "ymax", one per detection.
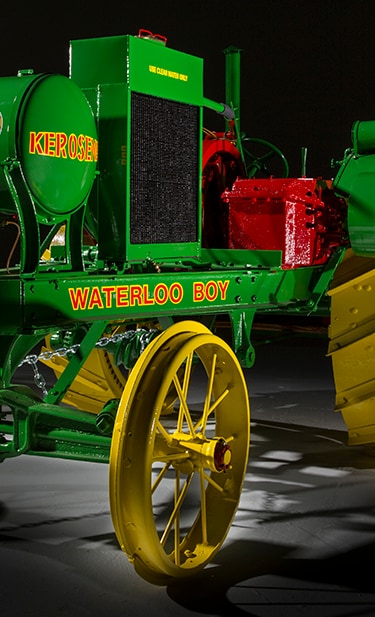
[{"xmin": 1, "ymin": 335, "xmax": 375, "ymax": 617}]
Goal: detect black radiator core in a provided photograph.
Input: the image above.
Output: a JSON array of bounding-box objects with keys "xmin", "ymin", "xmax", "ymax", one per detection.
[{"xmin": 130, "ymin": 92, "xmax": 199, "ymax": 245}]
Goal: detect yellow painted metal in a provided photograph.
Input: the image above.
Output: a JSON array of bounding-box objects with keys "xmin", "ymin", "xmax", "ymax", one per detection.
[
  {"xmin": 328, "ymin": 249, "xmax": 375, "ymax": 445},
  {"xmin": 40, "ymin": 343, "xmax": 126, "ymax": 413},
  {"xmin": 109, "ymin": 320, "xmax": 250, "ymax": 583}
]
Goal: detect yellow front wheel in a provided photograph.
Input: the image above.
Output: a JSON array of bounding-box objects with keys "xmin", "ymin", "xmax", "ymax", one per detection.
[{"xmin": 109, "ymin": 321, "xmax": 250, "ymax": 583}]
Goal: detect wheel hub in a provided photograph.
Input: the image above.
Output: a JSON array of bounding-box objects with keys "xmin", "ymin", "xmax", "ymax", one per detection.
[
  {"xmin": 214, "ymin": 438, "xmax": 232, "ymax": 471},
  {"xmin": 175, "ymin": 434, "xmax": 232, "ymax": 472}
]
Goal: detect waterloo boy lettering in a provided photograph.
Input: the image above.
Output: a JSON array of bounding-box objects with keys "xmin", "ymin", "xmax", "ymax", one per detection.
[{"xmin": 68, "ymin": 280, "xmax": 230, "ymax": 310}]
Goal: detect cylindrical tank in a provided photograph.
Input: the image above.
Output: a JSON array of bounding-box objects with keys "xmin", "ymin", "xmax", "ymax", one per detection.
[{"xmin": 0, "ymin": 71, "xmax": 98, "ymax": 223}]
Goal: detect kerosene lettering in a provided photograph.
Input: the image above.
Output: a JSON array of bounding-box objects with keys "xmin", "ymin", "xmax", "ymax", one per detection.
[
  {"xmin": 45, "ymin": 132, "xmax": 56, "ymax": 156},
  {"xmin": 56, "ymin": 133, "xmax": 67, "ymax": 158},
  {"xmin": 29, "ymin": 131, "xmax": 44, "ymax": 154},
  {"xmin": 68, "ymin": 134, "xmax": 77, "ymax": 159},
  {"xmin": 29, "ymin": 131, "xmax": 98, "ymax": 162}
]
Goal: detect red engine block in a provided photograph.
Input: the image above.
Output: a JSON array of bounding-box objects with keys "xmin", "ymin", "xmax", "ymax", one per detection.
[{"xmin": 221, "ymin": 177, "xmax": 347, "ymax": 269}]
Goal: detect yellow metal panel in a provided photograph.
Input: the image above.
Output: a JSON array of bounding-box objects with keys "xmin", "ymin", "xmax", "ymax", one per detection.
[
  {"xmin": 338, "ymin": 397, "xmax": 375, "ymax": 446},
  {"xmin": 328, "ymin": 269, "xmax": 375, "ymax": 349},
  {"xmin": 329, "ymin": 251, "xmax": 375, "ymax": 445},
  {"xmin": 331, "ymin": 332, "xmax": 375, "ymax": 396}
]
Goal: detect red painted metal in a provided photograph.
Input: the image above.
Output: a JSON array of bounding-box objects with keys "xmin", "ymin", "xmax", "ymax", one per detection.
[
  {"xmin": 202, "ymin": 130, "xmax": 241, "ymax": 171},
  {"xmin": 222, "ymin": 177, "xmax": 347, "ymax": 269}
]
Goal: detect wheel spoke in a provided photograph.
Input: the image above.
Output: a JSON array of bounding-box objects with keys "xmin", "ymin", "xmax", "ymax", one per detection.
[
  {"xmin": 194, "ymin": 385, "xmax": 230, "ymax": 433},
  {"xmin": 160, "ymin": 472, "xmax": 194, "ymax": 547},
  {"xmin": 182, "ymin": 350, "xmax": 194, "ymax": 398},
  {"xmin": 151, "ymin": 462, "xmax": 172, "ymax": 493},
  {"xmin": 174, "ymin": 359, "xmax": 196, "ymax": 436},
  {"xmin": 200, "ymin": 352, "xmax": 217, "ymax": 434},
  {"xmin": 203, "ymin": 471, "xmax": 226, "ymax": 493},
  {"xmin": 156, "ymin": 419, "xmax": 172, "ymax": 441}
]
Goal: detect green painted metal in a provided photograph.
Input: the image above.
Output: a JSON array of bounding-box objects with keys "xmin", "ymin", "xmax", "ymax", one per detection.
[
  {"xmin": 71, "ymin": 34, "xmax": 204, "ymax": 105},
  {"xmin": 70, "ymin": 34, "xmax": 204, "ymax": 265},
  {"xmin": 128, "ymin": 35, "xmax": 203, "ymax": 104},
  {"xmin": 0, "ymin": 263, "xmax": 333, "ymax": 334},
  {"xmin": 224, "ymin": 45, "xmax": 242, "ymax": 139},
  {"xmin": 0, "ymin": 72, "xmax": 38, "ymax": 192},
  {"xmin": 0, "ymin": 384, "xmax": 111, "ymax": 463},
  {"xmin": 225, "ymin": 47, "xmax": 241, "ymax": 113},
  {"xmin": 0, "ymin": 32, "xmax": 373, "ymax": 467},
  {"xmin": 0, "ymin": 71, "xmax": 97, "ymax": 278},
  {"xmin": 334, "ymin": 121, "xmax": 375, "ymax": 257},
  {"xmin": 0, "ymin": 73, "xmax": 97, "ymax": 222}
]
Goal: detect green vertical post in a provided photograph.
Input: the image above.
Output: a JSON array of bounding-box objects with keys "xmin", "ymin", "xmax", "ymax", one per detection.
[{"xmin": 224, "ymin": 46, "xmax": 242, "ymax": 136}]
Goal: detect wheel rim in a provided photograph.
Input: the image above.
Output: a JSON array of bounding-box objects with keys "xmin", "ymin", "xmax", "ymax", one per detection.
[{"xmin": 109, "ymin": 321, "xmax": 250, "ymax": 583}]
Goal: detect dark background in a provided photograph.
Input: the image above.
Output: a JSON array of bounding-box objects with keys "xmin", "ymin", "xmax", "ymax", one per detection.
[{"xmin": 2, "ymin": 0, "xmax": 375, "ymax": 178}]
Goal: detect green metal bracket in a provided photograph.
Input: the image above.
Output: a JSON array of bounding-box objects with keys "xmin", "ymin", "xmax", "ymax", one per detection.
[
  {"xmin": 304, "ymin": 247, "xmax": 347, "ymax": 314},
  {"xmin": 229, "ymin": 309, "xmax": 256, "ymax": 368},
  {"xmin": 43, "ymin": 320, "xmax": 110, "ymax": 404},
  {"xmin": 3, "ymin": 161, "xmax": 40, "ymax": 276}
]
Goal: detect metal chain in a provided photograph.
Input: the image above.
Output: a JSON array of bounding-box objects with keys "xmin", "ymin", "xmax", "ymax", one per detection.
[
  {"xmin": 19, "ymin": 354, "xmax": 49, "ymax": 396},
  {"xmin": 18, "ymin": 330, "xmax": 154, "ymax": 395}
]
